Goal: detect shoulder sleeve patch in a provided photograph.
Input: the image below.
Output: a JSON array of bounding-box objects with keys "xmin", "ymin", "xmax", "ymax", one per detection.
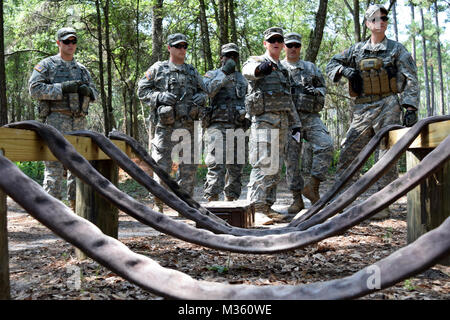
[
  {"xmin": 145, "ymin": 69, "xmax": 152, "ymax": 80},
  {"xmin": 34, "ymin": 64, "xmax": 45, "ymax": 73}
]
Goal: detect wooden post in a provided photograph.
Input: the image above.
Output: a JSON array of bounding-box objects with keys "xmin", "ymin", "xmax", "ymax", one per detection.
[
  {"xmin": 407, "ymin": 149, "xmax": 450, "ymax": 266},
  {"xmin": 75, "ymin": 160, "xmax": 119, "ymax": 260},
  {"xmin": 0, "ymin": 150, "xmax": 10, "ymax": 299}
]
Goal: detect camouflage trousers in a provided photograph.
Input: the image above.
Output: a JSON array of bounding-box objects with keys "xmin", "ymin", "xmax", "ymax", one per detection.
[
  {"xmin": 286, "ymin": 112, "xmax": 334, "ymax": 191},
  {"xmin": 151, "ymin": 121, "xmax": 198, "ymax": 197},
  {"xmin": 43, "ymin": 112, "xmax": 87, "ymax": 200},
  {"xmin": 247, "ymin": 113, "xmax": 289, "ymax": 206},
  {"xmin": 336, "ymin": 95, "xmax": 401, "ymax": 191},
  {"xmin": 204, "ymin": 122, "xmax": 245, "ymax": 199}
]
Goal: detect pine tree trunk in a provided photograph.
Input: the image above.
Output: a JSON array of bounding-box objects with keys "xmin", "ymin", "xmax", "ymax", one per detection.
[
  {"xmin": 392, "ymin": 1, "xmax": 399, "ymax": 41},
  {"xmin": 199, "ymin": 0, "xmax": 213, "ymax": 70},
  {"xmin": 104, "ymin": 0, "xmax": 114, "ymax": 134},
  {"xmin": 0, "ymin": 0, "xmax": 7, "ymax": 126},
  {"xmin": 150, "ymin": 0, "xmax": 164, "ymax": 66},
  {"xmin": 95, "ymin": 0, "xmax": 108, "ymax": 134},
  {"xmin": 304, "ymin": 0, "xmax": 328, "ymax": 63},
  {"xmin": 433, "ymin": 1, "xmax": 445, "ymax": 115},
  {"xmin": 420, "ymin": 8, "xmax": 431, "ymax": 116}
]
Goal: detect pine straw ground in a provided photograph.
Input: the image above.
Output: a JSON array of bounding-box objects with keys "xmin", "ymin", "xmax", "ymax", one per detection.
[{"xmin": 5, "ymin": 171, "xmax": 449, "ymax": 301}]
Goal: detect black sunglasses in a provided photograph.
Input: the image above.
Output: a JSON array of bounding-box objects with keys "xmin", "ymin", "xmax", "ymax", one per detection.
[
  {"xmin": 62, "ymin": 39, "xmax": 77, "ymax": 45},
  {"xmin": 224, "ymin": 52, "xmax": 239, "ymax": 59},
  {"xmin": 370, "ymin": 16, "xmax": 389, "ymax": 23},
  {"xmin": 172, "ymin": 43, "xmax": 188, "ymax": 49},
  {"xmin": 286, "ymin": 43, "xmax": 301, "ymax": 49},
  {"xmin": 267, "ymin": 37, "xmax": 284, "ymax": 44}
]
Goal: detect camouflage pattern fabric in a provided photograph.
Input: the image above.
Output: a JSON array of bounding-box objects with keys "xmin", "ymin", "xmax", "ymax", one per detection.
[
  {"xmin": 243, "ymin": 53, "xmax": 301, "ymax": 206},
  {"xmin": 300, "ymin": 140, "xmax": 313, "ymax": 176},
  {"xmin": 202, "ymin": 68, "xmax": 248, "ymax": 199},
  {"xmin": 137, "ymin": 60, "xmax": 207, "ymax": 198},
  {"xmin": 43, "ymin": 113, "xmax": 87, "ymax": 200},
  {"xmin": 29, "ymin": 54, "xmax": 97, "ymax": 201},
  {"xmin": 281, "ymin": 59, "xmax": 333, "ymax": 191},
  {"xmin": 326, "ymin": 37, "xmax": 419, "ymax": 191}
]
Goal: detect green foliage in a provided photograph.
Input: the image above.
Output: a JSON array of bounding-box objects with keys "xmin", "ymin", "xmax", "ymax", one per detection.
[
  {"xmin": 118, "ymin": 178, "xmax": 149, "ymax": 199},
  {"xmin": 15, "ymin": 161, "xmax": 44, "ymax": 185}
]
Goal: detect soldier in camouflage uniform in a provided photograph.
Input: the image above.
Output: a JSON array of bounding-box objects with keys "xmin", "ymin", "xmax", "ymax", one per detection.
[
  {"xmin": 243, "ymin": 27, "xmax": 302, "ymax": 218},
  {"xmin": 29, "ymin": 27, "xmax": 98, "ymax": 208},
  {"xmin": 326, "ymin": 5, "xmax": 419, "ymax": 219},
  {"xmin": 281, "ymin": 32, "xmax": 334, "ymax": 212},
  {"xmin": 202, "ymin": 43, "xmax": 248, "ymax": 202},
  {"xmin": 137, "ymin": 33, "xmax": 207, "ymax": 213}
]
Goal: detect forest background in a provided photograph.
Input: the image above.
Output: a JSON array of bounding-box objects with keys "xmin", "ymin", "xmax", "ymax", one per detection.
[{"xmin": 0, "ymin": 0, "xmax": 448, "ymax": 182}]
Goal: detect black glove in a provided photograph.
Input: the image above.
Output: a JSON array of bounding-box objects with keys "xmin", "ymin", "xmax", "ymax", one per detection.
[
  {"xmin": 157, "ymin": 92, "xmax": 177, "ymax": 106},
  {"xmin": 61, "ymin": 80, "xmax": 82, "ymax": 94},
  {"xmin": 342, "ymin": 67, "xmax": 363, "ymax": 94},
  {"xmin": 257, "ymin": 61, "xmax": 274, "ymax": 76},
  {"xmin": 221, "ymin": 59, "xmax": 236, "ymax": 75},
  {"xmin": 192, "ymin": 93, "xmax": 205, "ymax": 105},
  {"xmin": 78, "ymin": 84, "xmax": 94, "ymax": 99},
  {"xmin": 403, "ymin": 108, "xmax": 418, "ymax": 127},
  {"xmin": 304, "ymin": 84, "xmax": 318, "ymax": 96}
]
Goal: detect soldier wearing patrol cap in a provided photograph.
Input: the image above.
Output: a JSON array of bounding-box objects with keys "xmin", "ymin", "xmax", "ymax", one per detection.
[
  {"xmin": 326, "ymin": 4, "xmax": 419, "ymax": 219},
  {"xmin": 137, "ymin": 33, "xmax": 207, "ymax": 213},
  {"xmin": 281, "ymin": 32, "xmax": 334, "ymax": 212},
  {"xmin": 28, "ymin": 27, "xmax": 98, "ymax": 208},
  {"xmin": 242, "ymin": 27, "xmax": 302, "ymax": 221},
  {"xmin": 202, "ymin": 43, "xmax": 248, "ymax": 202}
]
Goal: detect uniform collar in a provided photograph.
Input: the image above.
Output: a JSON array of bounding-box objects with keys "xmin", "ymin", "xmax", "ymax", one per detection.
[
  {"xmin": 361, "ymin": 36, "xmax": 389, "ymax": 52},
  {"xmin": 283, "ymin": 58, "xmax": 304, "ymax": 69}
]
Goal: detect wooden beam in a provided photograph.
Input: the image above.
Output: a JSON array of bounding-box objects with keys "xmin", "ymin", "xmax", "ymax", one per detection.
[
  {"xmin": 0, "ymin": 150, "xmax": 10, "ymax": 299},
  {"xmin": 0, "ymin": 127, "xmax": 135, "ymax": 161},
  {"xmin": 382, "ymin": 120, "xmax": 450, "ymax": 150}
]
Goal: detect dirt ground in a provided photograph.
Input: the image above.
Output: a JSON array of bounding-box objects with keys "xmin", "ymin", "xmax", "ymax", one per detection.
[{"xmin": 4, "ymin": 170, "xmax": 449, "ymax": 300}]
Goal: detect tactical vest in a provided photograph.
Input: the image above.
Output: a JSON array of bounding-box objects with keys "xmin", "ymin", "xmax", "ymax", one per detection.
[
  {"xmin": 354, "ymin": 40, "xmax": 398, "ymax": 98},
  {"xmin": 289, "ymin": 66, "xmax": 325, "ymax": 113},
  {"xmin": 155, "ymin": 62, "xmax": 199, "ymax": 124},
  {"xmin": 246, "ymin": 59, "xmax": 293, "ymax": 116},
  {"xmin": 210, "ymin": 72, "xmax": 247, "ymax": 124},
  {"xmin": 48, "ymin": 58, "xmax": 85, "ymax": 113}
]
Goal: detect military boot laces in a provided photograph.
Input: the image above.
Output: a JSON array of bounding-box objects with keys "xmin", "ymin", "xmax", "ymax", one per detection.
[
  {"xmin": 302, "ymin": 176, "xmax": 321, "ymax": 204},
  {"xmin": 287, "ymin": 192, "xmax": 305, "ymax": 214}
]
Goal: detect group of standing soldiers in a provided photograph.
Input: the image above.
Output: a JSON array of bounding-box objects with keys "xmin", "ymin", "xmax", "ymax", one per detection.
[{"xmin": 29, "ymin": 4, "xmax": 419, "ymax": 222}]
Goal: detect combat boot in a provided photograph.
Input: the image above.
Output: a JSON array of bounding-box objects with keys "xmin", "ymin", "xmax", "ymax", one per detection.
[
  {"xmin": 225, "ymin": 195, "xmax": 237, "ymax": 201},
  {"xmin": 70, "ymin": 200, "xmax": 76, "ymax": 211},
  {"xmin": 207, "ymin": 194, "xmax": 219, "ymax": 202},
  {"xmin": 153, "ymin": 197, "xmax": 164, "ymax": 213},
  {"xmin": 254, "ymin": 203, "xmax": 286, "ymax": 220},
  {"xmin": 287, "ymin": 192, "xmax": 304, "ymax": 214},
  {"xmin": 302, "ymin": 176, "xmax": 321, "ymax": 204}
]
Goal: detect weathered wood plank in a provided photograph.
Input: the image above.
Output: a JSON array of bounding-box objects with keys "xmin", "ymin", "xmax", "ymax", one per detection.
[
  {"xmin": 0, "ymin": 149, "xmax": 10, "ymax": 300},
  {"xmin": 407, "ymin": 150, "xmax": 450, "ymax": 266},
  {"xmin": 0, "ymin": 127, "xmax": 135, "ymax": 161},
  {"xmin": 383, "ymin": 120, "xmax": 450, "ymax": 149}
]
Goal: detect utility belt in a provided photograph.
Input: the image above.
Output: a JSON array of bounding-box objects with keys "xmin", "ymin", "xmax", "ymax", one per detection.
[
  {"xmin": 245, "ymin": 90, "xmax": 292, "ymax": 116},
  {"xmin": 292, "ymin": 93, "xmax": 325, "ymax": 113},
  {"xmin": 354, "ymin": 92, "xmax": 394, "ymax": 105},
  {"xmin": 157, "ymin": 103, "xmax": 199, "ymax": 125},
  {"xmin": 44, "ymin": 93, "xmax": 89, "ymax": 118}
]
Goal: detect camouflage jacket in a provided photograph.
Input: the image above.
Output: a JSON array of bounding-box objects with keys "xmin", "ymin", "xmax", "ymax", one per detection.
[
  {"xmin": 242, "ymin": 52, "xmax": 301, "ymax": 128},
  {"xmin": 137, "ymin": 60, "xmax": 207, "ymax": 125},
  {"xmin": 326, "ymin": 37, "xmax": 419, "ymax": 108},
  {"xmin": 29, "ymin": 54, "xmax": 97, "ymax": 105},
  {"xmin": 203, "ymin": 68, "xmax": 248, "ymax": 125},
  {"xmin": 281, "ymin": 59, "xmax": 327, "ymax": 113}
]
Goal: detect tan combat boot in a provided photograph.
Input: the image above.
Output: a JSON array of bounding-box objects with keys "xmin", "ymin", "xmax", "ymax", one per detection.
[
  {"xmin": 153, "ymin": 197, "xmax": 164, "ymax": 213},
  {"xmin": 254, "ymin": 203, "xmax": 286, "ymax": 221},
  {"xmin": 302, "ymin": 176, "xmax": 321, "ymax": 204},
  {"xmin": 287, "ymin": 192, "xmax": 305, "ymax": 214},
  {"xmin": 207, "ymin": 194, "xmax": 219, "ymax": 202}
]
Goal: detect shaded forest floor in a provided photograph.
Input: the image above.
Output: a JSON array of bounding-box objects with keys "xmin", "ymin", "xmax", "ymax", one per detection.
[{"xmin": 5, "ymin": 168, "xmax": 449, "ymax": 300}]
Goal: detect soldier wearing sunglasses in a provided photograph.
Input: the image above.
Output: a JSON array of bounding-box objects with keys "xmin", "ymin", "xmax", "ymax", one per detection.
[
  {"xmin": 242, "ymin": 27, "xmax": 301, "ymax": 221},
  {"xmin": 137, "ymin": 33, "xmax": 207, "ymax": 213},
  {"xmin": 326, "ymin": 4, "xmax": 419, "ymax": 219},
  {"xmin": 202, "ymin": 43, "xmax": 248, "ymax": 202},
  {"xmin": 28, "ymin": 27, "xmax": 98, "ymax": 208},
  {"xmin": 281, "ymin": 32, "xmax": 333, "ymax": 213}
]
